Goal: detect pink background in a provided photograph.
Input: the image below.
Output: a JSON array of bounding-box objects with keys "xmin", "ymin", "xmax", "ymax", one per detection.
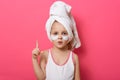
[{"xmin": 0, "ymin": 0, "xmax": 120, "ymax": 80}]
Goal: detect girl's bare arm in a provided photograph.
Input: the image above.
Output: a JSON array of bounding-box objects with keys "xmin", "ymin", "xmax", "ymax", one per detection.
[
  {"xmin": 74, "ymin": 53, "xmax": 80, "ymax": 80},
  {"xmin": 32, "ymin": 41, "xmax": 46, "ymax": 80}
]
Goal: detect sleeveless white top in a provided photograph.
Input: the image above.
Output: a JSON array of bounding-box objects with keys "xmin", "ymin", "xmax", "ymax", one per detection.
[{"xmin": 46, "ymin": 49, "xmax": 74, "ymax": 80}]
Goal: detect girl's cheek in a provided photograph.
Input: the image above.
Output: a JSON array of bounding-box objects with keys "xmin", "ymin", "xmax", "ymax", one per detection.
[
  {"xmin": 62, "ymin": 35, "xmax": 69, "ymax": 41},
  {"xmin": 51, "ymin": 35, "xmax": 58, "ymax": 40}
]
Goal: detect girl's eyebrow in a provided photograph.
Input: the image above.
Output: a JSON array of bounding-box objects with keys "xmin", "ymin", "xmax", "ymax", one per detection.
[{"xmin": 62, "ymin": 31, "xmax": 68, "ymax": 33}]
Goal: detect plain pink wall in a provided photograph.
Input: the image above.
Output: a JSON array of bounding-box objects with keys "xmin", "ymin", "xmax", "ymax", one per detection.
[{"xmin": 0, "ymin": 0, "xmax": 120, "ymax": 80}]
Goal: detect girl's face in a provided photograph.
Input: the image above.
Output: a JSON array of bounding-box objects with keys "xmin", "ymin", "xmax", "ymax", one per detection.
[{"xmin": 50, "ymin": 21, "xmax": 69, "ymax": 49}]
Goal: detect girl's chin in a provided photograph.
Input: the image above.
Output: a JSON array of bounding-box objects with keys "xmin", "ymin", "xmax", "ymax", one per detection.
[
  {"xmin": 53, "ymin": 42, "xmax": 67, "ymax": 49},
  {"xmin": 55, "ymin": 45, "xmax": 67, "ymax": 49},
  {"xmin": 56, "ymin": 46, "xmax": 64, "ymax": 49}
]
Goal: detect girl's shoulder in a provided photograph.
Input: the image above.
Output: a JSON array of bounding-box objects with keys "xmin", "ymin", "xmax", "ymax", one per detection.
[
  {"xmin": 72, "ymin": 52, "xmax": 79, "ymax": 65},
  {"xmin": 39, "ymin": 50, "xmax": 49, "ymax": 68},
  {"xmin": 72, "ymin": 52, "xmax": 78, "ymax": 59},
  {"xmin": 40, "ymin": 49, "xmax": 49, "ymax": 60}
]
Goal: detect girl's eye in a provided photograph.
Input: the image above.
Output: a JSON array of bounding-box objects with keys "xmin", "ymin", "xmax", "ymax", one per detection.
[
  {"xmin": 53, "ymin": 32, "xmax": 58, "ymax": 35},
  {"xmin": 62, "ymin": 32, "xmax": 68, "ymax": 35}
]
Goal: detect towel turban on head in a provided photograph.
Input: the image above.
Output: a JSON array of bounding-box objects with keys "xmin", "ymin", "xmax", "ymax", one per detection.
[{"xmin": 46, "ymin": 1, "xmax": 81, "ymax": 49}]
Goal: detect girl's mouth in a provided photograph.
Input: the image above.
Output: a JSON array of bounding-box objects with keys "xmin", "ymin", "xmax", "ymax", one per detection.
[{"xmin": 57, "ymin": 41, "xmax": 63, "ymax": 44}]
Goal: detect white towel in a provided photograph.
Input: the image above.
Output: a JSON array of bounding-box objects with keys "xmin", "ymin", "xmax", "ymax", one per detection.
[{"xmin": 46, "ymin": 1, "xmax": 81, "ymax": 49}]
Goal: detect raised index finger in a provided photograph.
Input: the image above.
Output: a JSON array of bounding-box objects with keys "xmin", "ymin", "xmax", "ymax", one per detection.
[{"xmin": 36, "ymin": 40, "xmax": 39, "ymax": 48}]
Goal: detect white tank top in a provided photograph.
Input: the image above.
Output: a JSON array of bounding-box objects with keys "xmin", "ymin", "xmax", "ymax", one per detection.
[{"xmin": 46, "ymin": 49, "xmax": 74, "ymax": 80}]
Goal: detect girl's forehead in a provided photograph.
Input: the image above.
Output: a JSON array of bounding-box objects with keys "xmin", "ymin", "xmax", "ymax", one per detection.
[{"xmin": 51, "ymin": 21, "xmax": 67, "ymax": 31}]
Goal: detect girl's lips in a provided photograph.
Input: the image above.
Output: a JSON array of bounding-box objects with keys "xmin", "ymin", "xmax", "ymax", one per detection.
[{"xmin": 57, "ymin": 41, "xmax": 63, "ymax": 44}]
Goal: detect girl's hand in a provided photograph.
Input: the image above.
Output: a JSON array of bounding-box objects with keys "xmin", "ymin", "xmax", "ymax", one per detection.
[{"xmin": 32, "ymin": 40, "xmax": 40, "ymax": 59}]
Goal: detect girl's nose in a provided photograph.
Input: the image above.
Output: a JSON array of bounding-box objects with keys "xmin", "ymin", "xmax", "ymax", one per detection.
[{"xmin": 58, "ymin": 34, "xmax": 62, "ymax": 39}]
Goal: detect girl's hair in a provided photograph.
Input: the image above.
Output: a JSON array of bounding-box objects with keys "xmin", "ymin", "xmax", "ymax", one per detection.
[
  {"xmin": 68, "ymin": 36, "xmax": 74, "ymax": 50},
  {"xmin": 67, "ymin": 30, "xmax": 76, "ymax": 50}
]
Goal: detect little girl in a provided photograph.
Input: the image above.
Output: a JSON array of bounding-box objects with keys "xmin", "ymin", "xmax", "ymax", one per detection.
[{"xmin": 32, "ymin": 1, "xmax": 81, "ymax": 80}]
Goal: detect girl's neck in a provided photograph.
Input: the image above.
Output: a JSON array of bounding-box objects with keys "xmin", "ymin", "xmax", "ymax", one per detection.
[{"xmin": 52, "ymin": 46, "xmax": 69, "ymax": 54}]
